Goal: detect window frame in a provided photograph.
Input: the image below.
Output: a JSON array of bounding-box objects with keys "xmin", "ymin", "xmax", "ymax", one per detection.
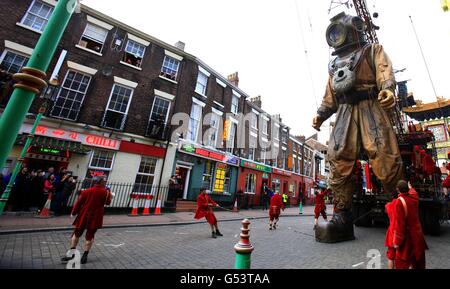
[
  {"xmin": 195, "ymin": 71, "xmax": 208, "ymax": 96},
  {"xmin": 231, "ymin": 95, "xmax": 239, "ymax": 115},
  {"xmin": 123, "ymin": 39, "xmax": 146, "ymax": 68},
  {"xmin": 134, "ymin": 156, "xmax": 158, "ymax": 192},
  {"xmin": 49, "ymin": 69, "xmax": 92, "ymax": 121},
  {"xmin": 20, "ymin": 0, "xmax": 54, "ymax": 33},
  {"xmin": 0, "ymin": 50, "xmax": 30, "ymax": 74},
  {"xmin": 160, "ymin": 55, "xmax": 180, "ymax": 81},
  {"xmin": 207, "ymin": 112, "xmax": 221, "ymax": 148},
  {"xmin": 187, "ymin": 103, "xmax": 203, "ymax": 142},
  {"xmin": 102, "ymin": 83, "xmax": 134, "ymax": 131},
  {"xmin": 88, "ymin": 149, "xmax": 116, "ymax": 171},
  {"xmin": 245, "ymin": 173, "xmax": 257, "ymax": 195},
  {"xmin": 78, "ymin": 22, "xmax": 108, "ymax": 55}
]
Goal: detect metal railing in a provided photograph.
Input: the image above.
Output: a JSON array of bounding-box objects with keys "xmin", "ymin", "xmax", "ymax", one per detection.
[{"xmin": 66, "ymin": 180, "xmax": 170, "ymax": 209}]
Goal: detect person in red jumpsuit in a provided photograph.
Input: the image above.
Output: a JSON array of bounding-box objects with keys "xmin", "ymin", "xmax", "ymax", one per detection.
[
  {"xmin": 194, "ymin": 188, "xmax": 223, "ymax": 238},
  {"xmin": 269, "ymin": 191, "xmax": 284, "ymax": 230},
  {"xmin": 61, "ymin": 176, "xmax": 112, "ymax": 264},
  {"xmin": 392, "ymin": 180, "xmax": 428, "ymax": 269},
  {"xmin": 385, "ymin": 196, "xmax": 397, "ymax": 269},
  {"xmin": 314, "ymin": 182, "xmax": 328, "ymax": 227}
]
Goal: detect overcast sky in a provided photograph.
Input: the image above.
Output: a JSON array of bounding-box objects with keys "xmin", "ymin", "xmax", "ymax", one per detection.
[{"xmin": 83, "ymin": 0, "xmax": 450, "ymax": 143}]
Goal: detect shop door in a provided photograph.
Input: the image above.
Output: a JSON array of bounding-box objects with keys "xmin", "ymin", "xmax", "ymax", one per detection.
[{"xmin": 176, "ymin": 165, "xmax": 191, "ymax": 200}]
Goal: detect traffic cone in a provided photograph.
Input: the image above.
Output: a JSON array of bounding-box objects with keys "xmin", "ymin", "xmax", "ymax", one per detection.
[
  {"xmin": 142, "ymin": 194, "xmax": 152, "ymax": 216},
  {"xmin": 154, "ymin": 196, "xmax": 162, "ymax": 215},
  {"xmin": 128, "ymin": 194, "xmax": 140, "ymax": 217},
  {"xmin": 36, "ymin": 193, "xmax": 52, "ymax": 218},
  {"xmin": 232, "ymin": 199, "xmax": 238, "ymax": 213}
]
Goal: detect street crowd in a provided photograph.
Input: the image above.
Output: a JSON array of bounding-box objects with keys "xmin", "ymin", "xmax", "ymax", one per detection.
[{"xmin": 1, "ymin": 167, "xmax": 76, "ymax": 215}]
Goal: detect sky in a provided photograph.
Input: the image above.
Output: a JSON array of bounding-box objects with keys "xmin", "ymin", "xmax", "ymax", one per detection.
[{"xmin": 82, "ymin": 0, "xmax": 450, "ymax": 143}]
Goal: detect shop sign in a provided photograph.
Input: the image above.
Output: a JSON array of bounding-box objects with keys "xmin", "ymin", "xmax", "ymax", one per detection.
[
  {"xmin": 40, "ymin": 148, "xmax": 61, "ymax": 154},
  {"xmin": 240, "ymin": 160, "xmax": 272, "ymax": 173},
  {"xmin": 20, "ymin": 124, "xmax": 121, "ymax": 150},
  {"xmin": 179, "ymin": 142, "xmax": 239, "ymax": 166},
  {"xmin": 272, "ymin": 168, "xmax": 292, "ymax": 177},
  {"xmin": 262, "ymin": 173, "xmax": 269, "ymax": 179}
]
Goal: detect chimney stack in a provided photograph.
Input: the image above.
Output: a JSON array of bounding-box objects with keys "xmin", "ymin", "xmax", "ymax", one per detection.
[
  {"xmin": 250, "ymin": 96, "xmax": 262, "ymax": 108},
  {"xmin": 227, "ymin": 72, "xmax": 239, "ymax": 87},
  {"xmin": 175, "ymin": 41, "xmax": 185, "ymax": 51}
]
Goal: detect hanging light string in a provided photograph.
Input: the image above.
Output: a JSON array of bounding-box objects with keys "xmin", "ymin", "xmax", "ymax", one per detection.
[{"xmin": 293, "ymin": 0, "xmax": 319, "ymax": 110}]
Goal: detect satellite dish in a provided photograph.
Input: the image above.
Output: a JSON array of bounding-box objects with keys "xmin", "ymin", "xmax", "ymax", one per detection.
[{"xmin": 102, "ymin": 66, "xmax": 113, "ymax": 77}]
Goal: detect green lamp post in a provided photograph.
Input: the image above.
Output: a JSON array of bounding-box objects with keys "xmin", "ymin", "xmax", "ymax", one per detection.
[{"xmin": 0, "ymin": 0, "xmax": 78, "ymax": 215}]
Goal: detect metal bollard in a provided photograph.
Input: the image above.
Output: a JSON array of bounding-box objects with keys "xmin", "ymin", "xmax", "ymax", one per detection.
[
  {"xmin": 234, "ymin": 219, "xmax": 254, "ymax": 269},
  {"xmin": 299, "ymin": 201, "xmax": 303, "ymax": 215}
]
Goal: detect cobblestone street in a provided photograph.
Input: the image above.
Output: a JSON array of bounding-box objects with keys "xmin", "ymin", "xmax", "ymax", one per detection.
[{"xmin": 0, "ymin": 216, "xmax": 449, "ymax": 269}]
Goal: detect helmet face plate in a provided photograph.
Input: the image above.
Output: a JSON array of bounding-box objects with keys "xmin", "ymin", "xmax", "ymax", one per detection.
[{"xmin": 326, "ymin": 22, "xmax": 347, "ymax": 48}]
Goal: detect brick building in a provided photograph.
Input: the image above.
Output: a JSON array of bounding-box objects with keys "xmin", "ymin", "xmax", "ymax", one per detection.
[{"xmin": 0, "ymin": 0, "xmax": 328, "ymax": 209}]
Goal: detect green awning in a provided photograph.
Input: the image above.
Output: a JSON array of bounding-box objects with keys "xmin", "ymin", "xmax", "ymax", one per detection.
[{"xmin": 15, "ymin": 134, "xmax": 91, "ymax": 154}]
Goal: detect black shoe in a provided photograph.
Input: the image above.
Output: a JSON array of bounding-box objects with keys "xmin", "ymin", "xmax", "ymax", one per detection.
[
  {"xmin": 315, "ymin": 211, "xmax": 355, "ymax": 243},
  {"xmin": 81, "ymin": 252, "xmax": 88, "ymax": 264},
  {"xmin": 61, "ymin": 254, "xmax": 75, "ymax": 263},
  {"xmin": 215, "ymin": 230, "xmax": 223, "ymax": 237},
  {"xmin": 269, "ymin": 225, "xmax": 273, "ymax": 230},
  {"xmin": 211, "ymin": 232, "xmax": 217, "ymax": 239}
]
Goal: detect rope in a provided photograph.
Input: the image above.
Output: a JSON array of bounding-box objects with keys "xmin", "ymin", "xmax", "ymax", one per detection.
[{"xmin": 216, "ymin": 205, "xmax": 315, "ymax": 238}]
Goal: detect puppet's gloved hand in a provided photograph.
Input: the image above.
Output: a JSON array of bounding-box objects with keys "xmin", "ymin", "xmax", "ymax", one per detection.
[
  {"xmin": 378, "ymin": 89, "xmax": 396, "ymax": 110},
  {"xmin": 312, "ymin": 115, "xmax": 323, "ymax": 132}
]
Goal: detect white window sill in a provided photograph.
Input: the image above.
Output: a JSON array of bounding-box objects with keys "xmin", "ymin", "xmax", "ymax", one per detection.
[
  {"xmin": 244, "ymin": 192, "xmax": 256, "ymax": 195},
  {"xmin": 159, "ymin": 75, "xmax": 178, "ymax": 84},
  {"xmin": 195, "ymin": 91, "xmax": 208, "ymax": 98},
  {"xmin": 75, "ymin": 45, "xmax": 103, "ymax": 57},
  {"xmin": 16, "ymin": 22, "xmax": 43, "ymax": 34},
  {"xmin": 120, "ymin": 61, "xmax": 143, "ymax": 71}
]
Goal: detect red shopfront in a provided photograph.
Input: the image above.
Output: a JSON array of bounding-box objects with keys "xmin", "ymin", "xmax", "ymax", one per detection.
[
  {"xmin": 237, "ymin": 160, "xmax": 272, "ymax": 208},
  {"xmin": 303, "ymin": 176, "xmax": 316, "ymax": 205}
]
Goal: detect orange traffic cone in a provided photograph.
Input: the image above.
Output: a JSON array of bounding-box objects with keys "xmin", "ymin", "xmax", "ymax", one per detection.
[
  {"xmin": 128, "ymin": 194, "xmax": 140, "ymax": 217},
  {"xmin": 232, "ymin": 199, "xmax": 238, "ymax": 213},
  {"xmin": 154, "ymin": 196, "xmax": 162, "ymax": 215},
  {"xmin": 36, "ymin": 193, "xmax": 52, "ymax": 218},
  {"xmin": 142, "ymin": 194, "xmax": 152, "ymax": 216}
]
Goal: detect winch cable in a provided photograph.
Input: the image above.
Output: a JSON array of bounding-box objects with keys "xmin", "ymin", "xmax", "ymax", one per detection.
[{"xmin": 293, "ymin": 0, "xmax": 319, "ymax": 110}]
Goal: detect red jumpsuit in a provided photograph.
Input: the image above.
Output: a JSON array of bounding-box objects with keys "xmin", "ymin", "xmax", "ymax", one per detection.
[
  {"xmin": 314, "ymin": 189, "xmax": 327, "ymax": 220},
  {"xmin": 385, "ymin": 200, "xmax": 397, "ymax": 261},
  {"xmin": 71, "ymin": 184, "xmax": 112, "ymax": 241},
  {"xmin": 393, "ymin": 189, "xmax": 428, "ymax": 269},
  {"xmin": 269, "ymin": 194, "xmax": 284, "ymax": 221},
  {"xmin": 194, "ymin": 192, "xmax": 218, "ymax": 225}
]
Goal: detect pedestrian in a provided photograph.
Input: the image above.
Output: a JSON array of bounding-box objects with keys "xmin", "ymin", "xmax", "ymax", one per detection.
[
  {"xmin": 194, "ymin": 188, "xmax": 223, "ymax": 238},
  {"xmin": 269, "ymin": 191, "xmax": 284, "ymax": 230},
  {"xmin": 41, "ymin": 174, "xmax": 55, "ymax": 212},
  {"xmin": 44, "ymin": 167, "xmax": 55, "ymax": 180},
  {"xmin": 390, "ymin": 181, "xmax": 428, "ymax": 269},
  {"xmin": 61, "ymin": 176, "xmax": 112, "ymax": 265},
  {"xmin": 60, "ymin": 174, "xmax": 76, "ymax": 214},
  {"xmin": 314, "ymin": 182, "xmax": 328, "ymax": 228},
  {"xmin": 10, "ymin": 167, "xmax": 31, "ymax": 211},
  {"xmin": 282, "ymin": 192, "xmax": 288, "ymax": 209},
  {"xmin": 385, "ymin": 192, "xmax": 397, "ymax": 269},
  {"xmin": 30, "ymin": 170, "xmax": 45, "ymax": 212},
  {"xmin": 261, "ymin": 185, "xmax": 269, "ymax": 211}
]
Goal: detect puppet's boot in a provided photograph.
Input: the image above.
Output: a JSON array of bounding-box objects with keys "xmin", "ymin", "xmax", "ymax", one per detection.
[
  {"xmin": 315, "ymin": 210, "xmax": 355, "ymax": 243},
  {"xmin": 315, "ymin": 188, "xmax": 355, "ymax": 243}
]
